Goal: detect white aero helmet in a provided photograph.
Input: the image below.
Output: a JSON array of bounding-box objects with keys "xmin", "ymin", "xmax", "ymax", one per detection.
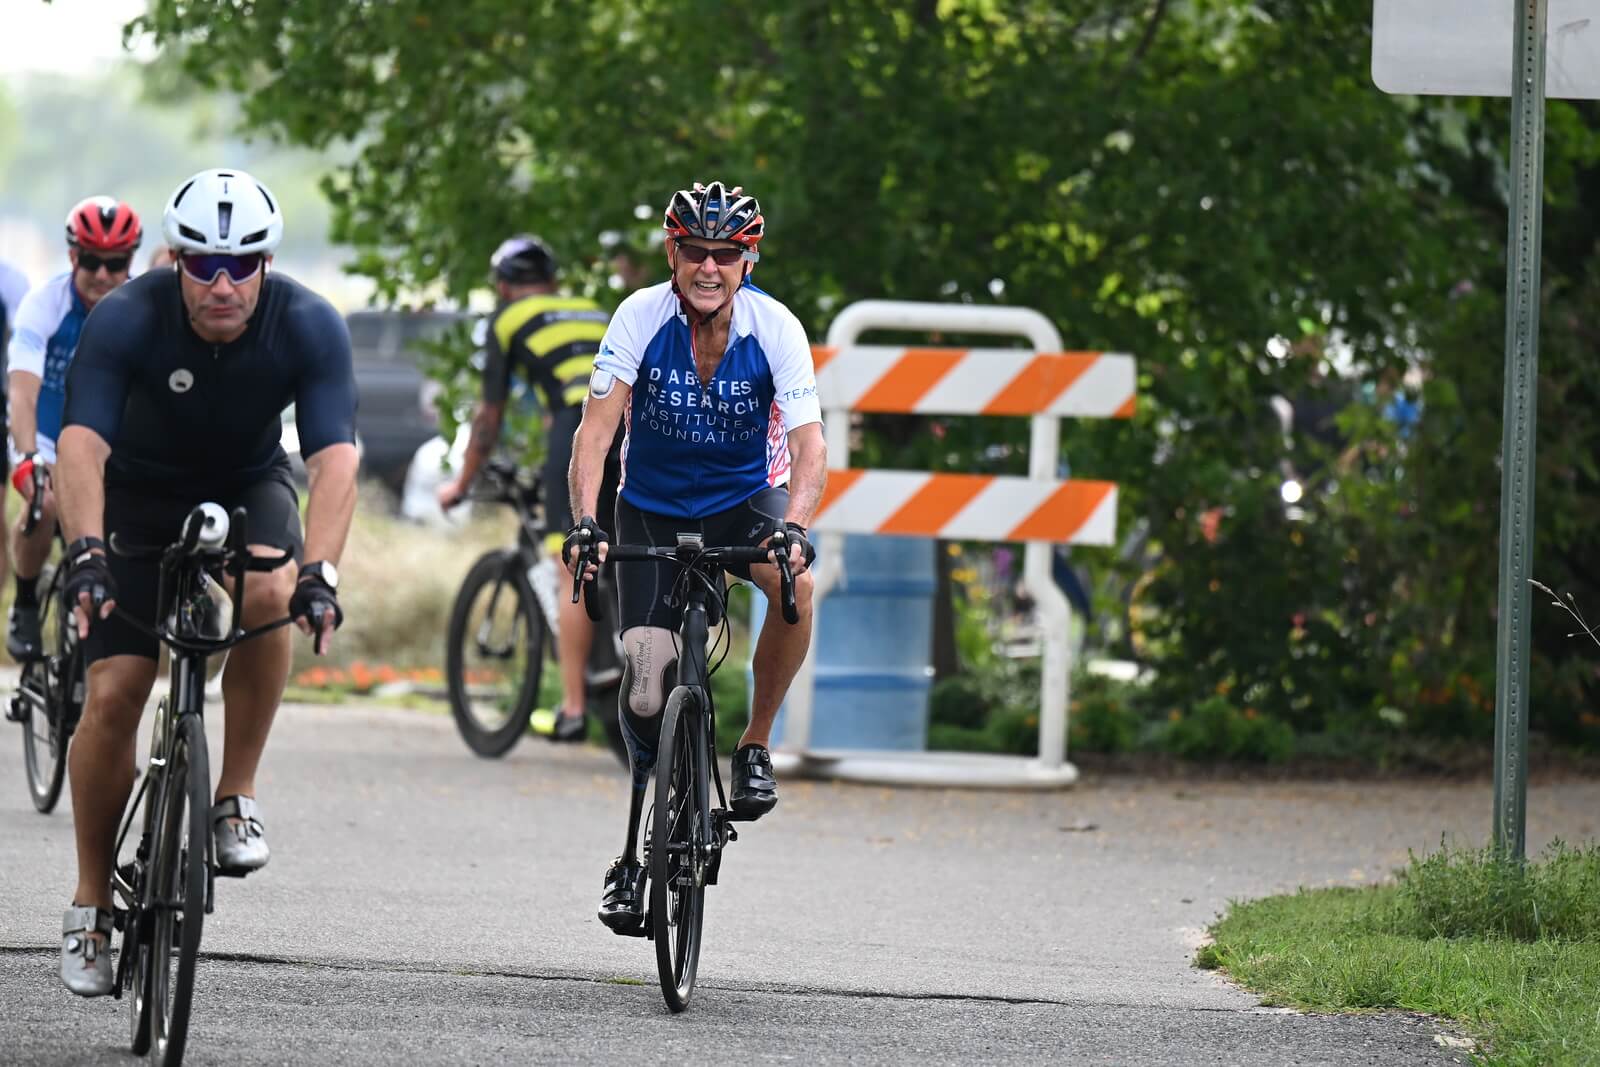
[{"xmin": 162, "ymin": 168, "xmax": 283, "ymax": 255}]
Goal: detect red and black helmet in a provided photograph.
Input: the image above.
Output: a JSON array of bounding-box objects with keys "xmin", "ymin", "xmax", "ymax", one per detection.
[
  {"xmin": 663, "ymin": 181, "xmax": 763, "ymax": 260},
  {"xmin": 65, "ymin": 196, "xmax": 143, "ymax": 253}
]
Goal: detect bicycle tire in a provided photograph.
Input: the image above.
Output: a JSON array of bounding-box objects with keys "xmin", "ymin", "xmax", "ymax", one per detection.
[
  {"xmin": 148, "ymin": 713, "xmax": 209, "ymax": 1065},
  {"xmin": 20, "ymin": 564, "xmax": 72, "ymax": 813},
  {"xmin": 445, "ymin": 551, "xmax": 546, "ymax": 758},
  {"xmin": 650, "ymin": 686, "xmax": 706, "ymax": 1012}
]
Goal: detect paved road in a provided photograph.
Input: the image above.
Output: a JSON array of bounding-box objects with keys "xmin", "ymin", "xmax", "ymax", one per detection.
[{"xmin": 5, "ymin": 699, "xmax": 1595, "ymax": 1064}]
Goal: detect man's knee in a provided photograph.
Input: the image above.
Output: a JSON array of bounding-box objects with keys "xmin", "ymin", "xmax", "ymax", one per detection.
[
  {"xmin": 81, "ymin": 656, "xmax": 159, "ymax": 735},
  {"xmin": 240, "ymin": 548, "xmax": 296, "ymax": 620}
]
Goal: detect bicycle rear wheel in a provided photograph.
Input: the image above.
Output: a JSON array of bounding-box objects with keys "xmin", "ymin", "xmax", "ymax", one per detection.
[
  {"xmin": 20, "ymin": 564, "xmax": 74, "ymax": 813},
  {"xmin": 445, "ymin": 551, "xmax": 546, "ymax": 757},
  {"xmin": 650, "ymin": 686, "xmax": 707, "ymax": 1012},
  {"xmin": 147, "ymin": 714, "xmax": 210, "ymax": 1065}
]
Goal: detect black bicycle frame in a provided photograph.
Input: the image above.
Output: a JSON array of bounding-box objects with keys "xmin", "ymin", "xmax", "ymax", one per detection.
[{"xmin": 109, "ymin": 504, "xmax": 296, "ymax": 949}]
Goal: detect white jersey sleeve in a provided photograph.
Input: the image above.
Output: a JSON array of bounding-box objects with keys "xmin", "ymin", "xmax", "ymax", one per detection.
[
  {"xmin": 593, "ymin": 284, "xmax": 668, "ymax": 390},
  {"xmin": 767, "ymin": 305, "xmax": 821, "ymax": 432},
  {"xmin": 0, "ymin": 261, "xmax": 29, "ymax": 325},
  {"xmin": 7, "ymin": 278, "xmax": 67, "ymax": 380}
]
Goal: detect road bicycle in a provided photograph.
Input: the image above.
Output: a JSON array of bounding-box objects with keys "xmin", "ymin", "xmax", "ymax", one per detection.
[
  {"xmin": 105, "ymin": 502, "xmax": 292, "ymax": 1065},
  {"xmin": 571, "ymin": 527, "xmax": 799, "ymax": 1011},
  {"xmin": 444, "ymin": 457, "xmax": 628, "ymax": 764},
  {"xmin": 6, "ymin": 460, "xmax": 86, "ymax": 813}
]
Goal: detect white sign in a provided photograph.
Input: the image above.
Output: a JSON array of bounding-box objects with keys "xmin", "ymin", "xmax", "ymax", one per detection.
[{"xmin": 1373, "ymin": 0, "xmax": 1600, "ymax": 98}]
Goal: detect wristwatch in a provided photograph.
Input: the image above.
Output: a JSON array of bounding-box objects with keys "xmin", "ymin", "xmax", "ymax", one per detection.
[{"xmin": 301, "ymin": 560, "xmax": 340, "ymax": 590}]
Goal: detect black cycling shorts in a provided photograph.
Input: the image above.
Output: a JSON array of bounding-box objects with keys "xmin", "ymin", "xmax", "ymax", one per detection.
[
  {"xmin": 614, "ymin": 486, "xmax": 788, "ymax": 632},
  {"xmin": 86, "ymin": 468, "xmax": 304, "ymax": 664}
]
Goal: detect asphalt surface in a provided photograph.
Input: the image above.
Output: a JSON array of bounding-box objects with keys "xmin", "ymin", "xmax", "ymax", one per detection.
[{"xmin": 5, "ymin": 697, "xmax": 1596, "ymax": 1064}]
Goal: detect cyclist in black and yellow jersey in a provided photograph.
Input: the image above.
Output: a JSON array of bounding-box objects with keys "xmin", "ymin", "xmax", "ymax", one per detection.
[{"xmin": 439, "ymin": 235, "xmax": 622, "ymax": 742}]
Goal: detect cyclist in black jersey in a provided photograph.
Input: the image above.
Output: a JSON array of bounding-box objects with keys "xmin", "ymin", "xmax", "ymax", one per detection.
[
  {"xmin": 438, "ymin": 234, "xmax": 622, "ymax": 742},
  {"xmin": 53, "ymin": 168, "xmax": 358, "ymax": 997}
]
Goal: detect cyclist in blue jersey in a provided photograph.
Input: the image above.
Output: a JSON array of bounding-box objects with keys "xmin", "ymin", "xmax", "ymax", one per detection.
[
  {"xmin": 564, "ymin": 181, "xmax": 827, "ymax": 933},
  {"xmin": 6, "ymin": 197, "xmax": 143, "ymax": 660}
]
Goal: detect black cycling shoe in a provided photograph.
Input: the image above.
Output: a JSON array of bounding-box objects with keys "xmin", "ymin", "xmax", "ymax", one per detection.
[
  {"xmin": 547, "ymin": 711, "xmax": 587, "ymax": 744},
  {"xmin": 598, "ymin": 858, "xmax": 646, "ymax": 934},
  {"xmin": 7, "ymin": 601, "xmax": 43, "ymax": 661},
  {"xmin": 729, "ymin": 743, "xmax": 778, "ymax": 821}
]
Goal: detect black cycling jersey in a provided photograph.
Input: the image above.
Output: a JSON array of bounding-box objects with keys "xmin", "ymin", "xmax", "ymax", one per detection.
[
  {"xmin": 62, "ymin": 269, "xmax": 357, "ymax": 490},
  {"xmin": 481, "ymin": 293, "xmax": 610, "ymax": 413}
]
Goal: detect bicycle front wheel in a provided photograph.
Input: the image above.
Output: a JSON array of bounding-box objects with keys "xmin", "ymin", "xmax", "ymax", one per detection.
[
  {"xmin": 445, "ymin": 551, "xmax": 546, "ymax": 758},
  {"xmin": 650, "ymin": 686, "xmax": 707, "ymax": 1012},
  {"xmin": 20, "ymin": 564, "xmax": 73, "ymax": 813},
  {"xmin": 148, "ymin": 713, "xmax": 210, "ymax": 1065}
]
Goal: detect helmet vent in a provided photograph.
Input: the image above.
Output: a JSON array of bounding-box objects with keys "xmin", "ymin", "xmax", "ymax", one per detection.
[
  {"xmin": 256, "ymin": 185, "xmax": 277, "ymax": 214},
  {"xmin": 178, "ymin": 224, "xmax": 206, "ymax": 243},
  {"xmin": 217, "ymin": 202, "xmax": 233, "ymax": 240},
  {"xmin": 172, "ymin": 180, "xmax": 196, "ymax": 208},
  {"xmin": 241, "ymin": 228, "xmax": 268, "ymax": 247}
]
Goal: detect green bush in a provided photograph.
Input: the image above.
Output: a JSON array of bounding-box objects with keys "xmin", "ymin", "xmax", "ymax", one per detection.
[
  {"xmin": 1069, "ymin": 673, "xmax": 1143, "ymax": 754},
  {"xmin": 1394, "ymin": 840, "xmax": 1600, "ymax": 943},
  {"xmin": 929, "ymin": 675, "xmax": 992, "ymax": 731},
  {"xmin": 1160, "ymin": 695, "xmax": 1295, "ymax": 763}
]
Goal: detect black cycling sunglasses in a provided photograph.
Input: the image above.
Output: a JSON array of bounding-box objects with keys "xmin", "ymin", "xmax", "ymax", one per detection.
[
  {"xmin": 179, "ymin": 252, "xmax": 265, "ymax": 285},
  {"xmin": 675, "ymin": 242, "xmax": 745, "ymax": 266},
  {"xmin": 77, "ymin": 252, "xmax": 132, "ymax": 274}
]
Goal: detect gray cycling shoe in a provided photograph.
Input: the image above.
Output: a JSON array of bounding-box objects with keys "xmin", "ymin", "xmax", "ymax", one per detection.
[
  {"xmin": 212, "ymin": 795, "xmax": 270, "ymax": 874},
  {"xmin": 60, "ymin": 905, "xmax": 115, "ymax": 997}
]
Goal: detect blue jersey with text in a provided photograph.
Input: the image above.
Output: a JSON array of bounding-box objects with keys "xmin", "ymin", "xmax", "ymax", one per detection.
[
  {"xmin": 6, "ymin": 272, "xmax": 88, "ymax": 448},
  {"xmin": 592, "ymin": 282, "xmax": 821, "ymax": 519}
]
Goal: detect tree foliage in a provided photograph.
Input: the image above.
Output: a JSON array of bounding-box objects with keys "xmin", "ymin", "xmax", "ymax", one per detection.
[{"xmin": 136, "ymin": 0, "xmax": 1600, "ymax": 751}]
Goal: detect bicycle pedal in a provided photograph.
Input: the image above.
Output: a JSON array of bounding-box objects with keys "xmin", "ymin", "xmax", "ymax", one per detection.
[{"xmin": 214, "ymin": 865, "xmax": 253, "ymax": 879}]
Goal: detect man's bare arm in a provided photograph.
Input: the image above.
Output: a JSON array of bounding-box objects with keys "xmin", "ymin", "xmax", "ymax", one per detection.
[
  {"xmin": 7, "ymin": 371, "xmax": 42, "ymax": 455},
  {"xmin": 302, "ymin": 442, "xmax": 360, "ymax": 566},
  {"xmin": 55, "ymin": 425, "xmax": 111, "ymax": 544},
  {"xmin": 452, "ymin": 401, "xmax": 505, "ymax": 493},
  {"xmin": 783, "ymin": 422, "xmax": 828, "ymax": 527},
  {"xmin": 568, "ymin": 385, "xmax": 630, "ymax": 525}
]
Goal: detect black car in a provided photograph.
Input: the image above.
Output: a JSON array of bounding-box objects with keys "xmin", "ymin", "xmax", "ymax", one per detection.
[{"xmin": 346, "ymin": 308, "xmax": 471, "ymax": 492}]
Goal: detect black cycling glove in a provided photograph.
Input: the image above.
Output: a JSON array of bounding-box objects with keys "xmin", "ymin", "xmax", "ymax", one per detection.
[
  {"xmin": 782, "ymin": 522, "xmax": 817, "ymax": 567},
  {"xmin": 563, "ymin": 516, "xmax": 611, "ymax": 567},
  {"xmin": 63, "ymin": 540, "xmax": 117, "ymax": 629},
  {"xmin": 289, "ymin": 575, "xmax": 343, "ymax": 654}
]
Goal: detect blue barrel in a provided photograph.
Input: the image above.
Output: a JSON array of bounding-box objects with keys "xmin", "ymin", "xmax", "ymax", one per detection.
[{"xmin": 750, "ymin": 534, "xmax": 936, "ymax": 750}]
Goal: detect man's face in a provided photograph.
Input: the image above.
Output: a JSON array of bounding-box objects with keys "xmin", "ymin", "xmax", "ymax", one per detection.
[
  {"xmin": 670, "ymin": 238, "xmax": 746, "ymax": 319},
  {"xmin": 178, "ymin": 252, "xmax": 269, "ymax": 343},
  {"xmin": 69, "ymin": 246, "xmax": 133, "ymax": 309}
]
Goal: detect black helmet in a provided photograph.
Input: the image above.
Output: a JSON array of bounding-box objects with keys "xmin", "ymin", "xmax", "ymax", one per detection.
[{"xmin": 490, "ymin": 234, "xmax": 557, "ymax": 284}]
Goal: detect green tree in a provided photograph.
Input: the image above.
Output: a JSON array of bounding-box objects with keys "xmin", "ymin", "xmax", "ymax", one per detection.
[{"xmin": 135, "ymin": 0, "xmax": 1600, "ymax": 752}]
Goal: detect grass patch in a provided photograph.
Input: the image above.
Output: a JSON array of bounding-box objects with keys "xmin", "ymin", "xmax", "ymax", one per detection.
[
  {"xmin": 603, "ymin": 975, "xmax": 645, "ymax": 986},
  {"xmin": 1202, "ymin": 841, "xmax": 1600, "ymax": 1066}
]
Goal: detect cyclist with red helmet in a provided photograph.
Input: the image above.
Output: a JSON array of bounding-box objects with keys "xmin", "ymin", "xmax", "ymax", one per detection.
[
  {"xmin": 564, "ymin": 180, "xmax": 827, "ymax": 933},
  {"xmin": 5, "ymin": 196, "xmax": 142, "ymax": 661}
]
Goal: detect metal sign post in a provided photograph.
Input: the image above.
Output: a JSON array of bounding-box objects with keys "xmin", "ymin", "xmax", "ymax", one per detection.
[
  {"xmin": 1374, "ymin": 0, "xmax": 1570, "ymax": 859},
  {"xmin": 1491, "ymin": 0, "xmax": 1548, "ymax": 861}
]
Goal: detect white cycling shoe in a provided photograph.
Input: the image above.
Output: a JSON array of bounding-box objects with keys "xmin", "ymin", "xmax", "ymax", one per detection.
[
  {"xmin": 212, "ymin": 795, "xmax": 270, "ymax": 874},
  {"xmin": 60, "ymin": 905, "xmax": 115, "ymax": 997}
]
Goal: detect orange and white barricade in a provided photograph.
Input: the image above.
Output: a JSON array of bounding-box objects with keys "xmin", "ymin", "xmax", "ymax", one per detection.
[{"xmin": 778, "ymin": 301, "xmax": 1134, "ymax": 789}]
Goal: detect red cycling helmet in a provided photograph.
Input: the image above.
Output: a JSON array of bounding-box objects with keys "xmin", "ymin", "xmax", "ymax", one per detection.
[{"xmin": 65, "ymin": 196, "xmax": 143, "ymax": 253}]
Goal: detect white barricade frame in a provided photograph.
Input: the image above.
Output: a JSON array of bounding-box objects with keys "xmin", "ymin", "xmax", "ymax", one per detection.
[{"xmin": 776, "ymin": 300, "xmax": 1130, "ymax": 789}]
